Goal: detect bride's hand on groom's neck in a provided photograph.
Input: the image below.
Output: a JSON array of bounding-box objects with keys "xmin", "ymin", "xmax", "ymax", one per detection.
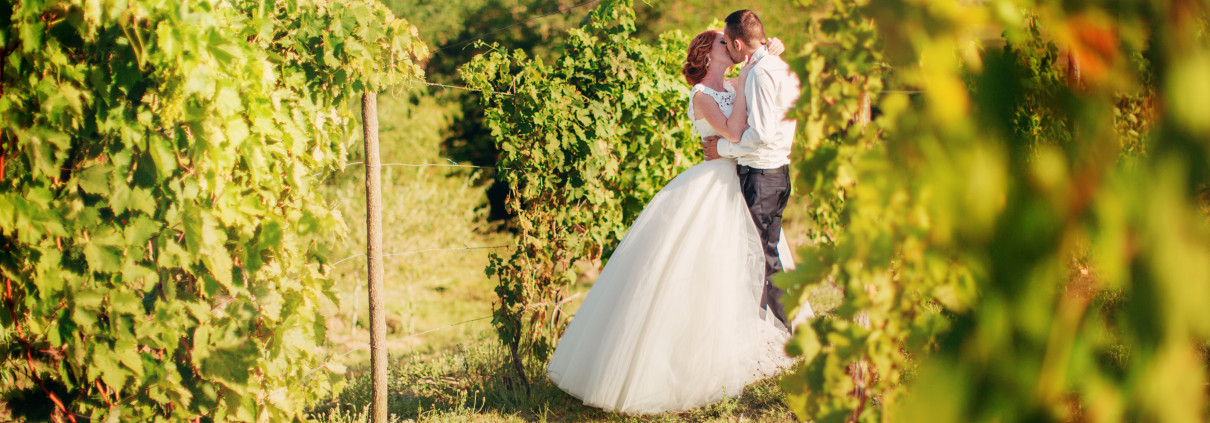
[{"xmin": 767, "ymin": 37, "xmax": 784, "ymax": 56}]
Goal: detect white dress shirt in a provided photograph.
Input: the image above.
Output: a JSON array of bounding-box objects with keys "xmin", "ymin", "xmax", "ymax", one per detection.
[{"xmin": 716, "ymin": 46, "xmax": 800, "ymax": 169}]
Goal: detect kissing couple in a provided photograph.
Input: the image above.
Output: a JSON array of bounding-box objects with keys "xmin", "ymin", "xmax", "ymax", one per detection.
[{"xmin": 546, "ymin": 9, "xmax": 813, "ymax": 415}]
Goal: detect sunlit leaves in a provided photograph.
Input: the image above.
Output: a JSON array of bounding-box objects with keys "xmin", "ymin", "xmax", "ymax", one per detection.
[
  {"xmin": 0, "ymin": 0, "xmax": 425, "ymax": 421},
  {"xmin": 778, "ymin": 0, "xmax": 1210, "ymax": 421},
  {"xmin": 1166, "ymin": 53, "xmax": 1210, "ymax": 134}
]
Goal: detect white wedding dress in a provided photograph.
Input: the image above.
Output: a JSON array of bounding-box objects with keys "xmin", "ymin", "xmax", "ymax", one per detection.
[{"xmin": 546, "ymin": 82, "xmax": 804, "ymax": 414}]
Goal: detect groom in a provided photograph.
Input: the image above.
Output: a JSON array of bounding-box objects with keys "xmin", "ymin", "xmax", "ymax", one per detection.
[{"xmin": 702, "ymin": 9, "xmax": 800, "ymax": 329}]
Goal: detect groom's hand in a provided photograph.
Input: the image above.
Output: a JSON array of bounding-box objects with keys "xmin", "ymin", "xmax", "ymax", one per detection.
[{"xmin": 701, "ymin": 136, "xmax": 722, "ymax": 161}]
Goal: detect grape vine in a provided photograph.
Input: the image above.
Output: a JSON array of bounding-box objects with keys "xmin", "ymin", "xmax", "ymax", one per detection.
[
  {"xmin": 0, "ymin": 0, "xmax": 426, "ymax": 420},
  {"xmin": 461, "ymin": 0, "xmax": 698, "ymax": 383}
]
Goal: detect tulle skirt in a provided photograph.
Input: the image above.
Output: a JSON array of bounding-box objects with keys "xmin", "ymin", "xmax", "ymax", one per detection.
[{"xmin": 546, "ymin": 158, "xmax": 795, "ymax": 415}]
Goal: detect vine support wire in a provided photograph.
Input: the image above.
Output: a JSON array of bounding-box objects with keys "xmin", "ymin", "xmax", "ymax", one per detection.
[
  {"xmin": 332, "ymin": 245, "xmax": 514, "ymax": 266},
  {"xmin": 333, "ymin": 161, "xmax": 517, "ymax": 172}
]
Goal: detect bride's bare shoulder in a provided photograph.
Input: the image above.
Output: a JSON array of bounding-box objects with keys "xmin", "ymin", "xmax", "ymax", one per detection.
[
  {"xmin": 692, "ymin": 89, "xmax": 719, "ymax": 106},
  {"xmin": 690, "ymin": 89, "xmax": 721, "ymax": 120}
]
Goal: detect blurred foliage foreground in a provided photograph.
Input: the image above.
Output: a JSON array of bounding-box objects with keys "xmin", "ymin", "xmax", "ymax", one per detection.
[
  {"xmin": 774, "ymin": 0, "xmax": 1210, "ymax": 422},
  {"xmin": 452, "ymin": 0, "xmax": 1210, "ymax": 421}
]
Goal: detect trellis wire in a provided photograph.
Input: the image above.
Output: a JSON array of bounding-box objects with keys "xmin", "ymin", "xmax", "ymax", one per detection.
[{"xmin": 331, "ymin": 245, "xmax": 515, "ymax": 266}]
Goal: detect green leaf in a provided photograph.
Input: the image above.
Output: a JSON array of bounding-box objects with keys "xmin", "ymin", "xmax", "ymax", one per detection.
[
  {"xmin": 124, "ymin": 215, "xmax": 162, "ymax": 246},
  {"xmin": 78, "ymin": 164, "xmax": 112, "ymax": 195},
  {"xmin": 148, "ymin": 136, "xmax": 178, "ymax": 179},
  {"xmin": 19, "ymin": 21, "xmax": 46, "ymax": 54},
  {"xmin": 32, "ymin": 250, "xmax": 66, "ymax": 295},
  {"xmin": 127, "ymin": 187, "xmax": 156, "ymax": 216},
  {"xmin": 205, "ymin": 252, "xmax": 234, "ymax": 291},
  {"xmin": 0, "ymin": 194, "xmax": 14, "ymax": 232},
  {"xmin": 83, "ymin": 242, "xmax": 122, "ymax": 273},
  {"xmin": 95, "ymin": 351, "xmax": 129, "ymax": 391},
  {"xmin": 183, "ymin": 63, "xmax": 215, "ymax": 98},
  {"xmin": 121, "ymin": 261, "xmax": 157, "ymax": 289},
  {"xmin": 73, "ymin": 287, "xmax": 103, "ymax": 320},
  {"xmin": 156, "ymin": 24, "xmax": 179, "ymax": 59},
  {"xmin": 225, "ymin": 117, "xmax": 249, "ymax": 147},
  {"xmin": 258, "ymin": 290, "xmax": 283, "ymax": 323},
  {"xmin": 256, "ymin": 220, "xmax": 282, "ymax": 250},
  {"xmin": 213, "ymin": 86, "xmax": 242, "ymax": 118},
  {"xmin": 183, "ymin": 208, "xmax": 225, "ymax": 256},
  {"xmin": 57, "ymin": 84, "xmax": 85, "ymax": 116}
]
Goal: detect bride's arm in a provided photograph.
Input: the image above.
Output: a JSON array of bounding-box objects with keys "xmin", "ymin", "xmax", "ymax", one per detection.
[
  {"xmin": 695, "ymin": 66, "xmax": 753, "ymax": 143},
  {"xmin": 693, "ymin": 89, "xmax": 748, "ymax": 143}
]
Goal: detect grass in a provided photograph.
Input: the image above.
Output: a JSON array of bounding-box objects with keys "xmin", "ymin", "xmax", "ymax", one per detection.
[{"xmin": 309, "ymin": 332, "xmax": 802, "ymax": 423}]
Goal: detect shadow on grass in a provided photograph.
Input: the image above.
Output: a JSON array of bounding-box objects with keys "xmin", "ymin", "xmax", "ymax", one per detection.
[{"xmin": 309, "ymin": 334, "xmax": 799, "ymax": 422}]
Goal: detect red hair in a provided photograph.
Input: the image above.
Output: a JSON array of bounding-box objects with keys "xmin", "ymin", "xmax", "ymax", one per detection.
[{"xmin": 682, "ymin": 30, "xmax": 719, "ymax": 86}]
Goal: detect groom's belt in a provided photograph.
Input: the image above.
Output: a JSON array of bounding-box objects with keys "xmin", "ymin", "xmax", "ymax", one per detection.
[{"xmin": 737, "ymin": 165, "xmax": 789, "ymax": 175}]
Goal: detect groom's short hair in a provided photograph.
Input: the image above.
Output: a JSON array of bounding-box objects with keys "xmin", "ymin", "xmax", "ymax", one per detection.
[{"xmin": 724, "ymin": 10, "xmax": 766, "ymax": 46}]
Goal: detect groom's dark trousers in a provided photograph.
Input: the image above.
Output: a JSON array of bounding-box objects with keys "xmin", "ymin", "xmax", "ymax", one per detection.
[{"xmin": 738, "ymin": 164, "xmax": 792, "ymax": 328}]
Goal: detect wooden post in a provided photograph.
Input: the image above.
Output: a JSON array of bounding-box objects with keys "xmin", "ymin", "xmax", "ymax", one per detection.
[{"xmin": 362, "ymin": 92, "xmax": 387, "ymax": 423}]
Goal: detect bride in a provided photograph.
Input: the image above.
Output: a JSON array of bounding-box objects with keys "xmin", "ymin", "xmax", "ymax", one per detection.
[{"xmin": 545, "ymin": 30, "xmax": 809, "ymax": 414}]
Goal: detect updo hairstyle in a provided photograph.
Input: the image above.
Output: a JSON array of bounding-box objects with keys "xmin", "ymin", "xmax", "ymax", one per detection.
[{"xmin": 681, "ymin": 30, "xmax": 719, "ymax": 86}]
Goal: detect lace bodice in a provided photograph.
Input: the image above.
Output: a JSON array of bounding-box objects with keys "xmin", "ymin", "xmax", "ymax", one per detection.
[{"xmin": 687, "ymin": 83, "xmax": 736, "ymax": 138}]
